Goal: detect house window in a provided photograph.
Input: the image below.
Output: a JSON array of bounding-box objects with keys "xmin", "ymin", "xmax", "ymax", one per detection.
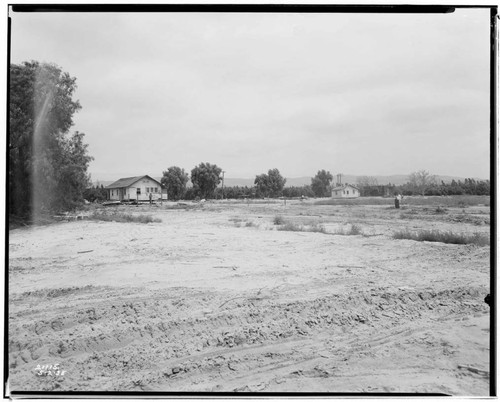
[
  {"xmin": 146, "ymin": 187, "xmax": 149, "ymax": 193},
  {"xmin": 137, "ymin": 188, "xmax": 141, "ymax": 195},
  {"xmin": 154, "ymin": 187, "xmax": 158, "ymax": 193},
  {"xmin": 347, "ymin": 190, "xmax": 349, "ymax": 195}
]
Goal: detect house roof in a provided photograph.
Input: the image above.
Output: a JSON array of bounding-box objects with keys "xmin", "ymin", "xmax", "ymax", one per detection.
[
  {"xmin": 331, "ymin": 183, "xmax": 360, "ymax": 191},
  {"xmin": 106, "ymin": 175, "xmax": 162, "ymax": 189}
]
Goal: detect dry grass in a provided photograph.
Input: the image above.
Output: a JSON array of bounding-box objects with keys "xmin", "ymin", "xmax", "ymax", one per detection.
[
  {"xmin": 393, "ymin": 229, "xmax": 489, "ymax": 246},
  {"xmin": 89, "ymin": 211, "xmax": 161, "ymax": 224},
  {"xmin": 278, "ymin": 222, "xmax": 326, "ymax": 233},
  {"xmin": 315, "ymin": 195, "xmax": 490, "ymax": 208},
  {"xmin": 334, "ymin": 224, "xmax": 363, "ymax": 236},
  {"xmin": 274, "ymin": 216, "xmax": 326, "ymax": 233}
]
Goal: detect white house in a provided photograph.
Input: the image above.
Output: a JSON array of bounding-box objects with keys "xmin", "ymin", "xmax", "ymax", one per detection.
[
  {"xmin": 106, "ymin": 175, "xmax": 165, "ymax": 202},
  {"xmin": 331, "ymin": 183, "xmax": 360, "ymax": 199}
]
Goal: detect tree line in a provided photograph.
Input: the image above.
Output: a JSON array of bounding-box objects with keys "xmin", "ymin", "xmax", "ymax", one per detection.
[
  {"xmin": 161, "ymin": 168, "xmax": 489, "ymax": 201},
  {"xmin": 160, "ymin": 166, "xmax": 335, "ymax": 200},
  {"xmin": 357, "ymin": 171, "xmax": 489, "ymax": 197}
]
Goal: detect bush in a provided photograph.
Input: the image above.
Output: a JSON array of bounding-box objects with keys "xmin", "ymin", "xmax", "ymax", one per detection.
[
  {"xmin": 273, "ymin": 215, "xmax": 285, "ymax": 225},
  {"xmin": 435, "ymin": 206, "xmax": 448, "ymax": 214},
  {"xmin": 89, "ymin": 211, "xmax": 161, "ymax": 223},
  {"xmin": 277, "ymin": 222, "xmax": 302, "ymax": 232},
  {"xmin": 277, "ymin": 221, "xmax": 326, "ymax": 233},
  {"xmin": 273, "ymin": 216, "xmax": 326, "ymax": 233},
  {"xmin": 393, "ymin": 229, "xmax": 489, "ymax": 246},
  {"xmin": 334, "ymin": 224, "xmax": 362, "ymax": 236}
]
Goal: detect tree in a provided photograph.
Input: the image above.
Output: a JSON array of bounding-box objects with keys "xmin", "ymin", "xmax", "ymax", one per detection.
[
  {"xmin": 9, "ymin": 61, "xmax": 92, "ymax": 217},
  {"xmin": 83, "ymin": 184, "xmax": 107, "ymax": 203},
  {"xmin": 254, "ymin": 168, "xmax": 286, "ymax": 198},
  {"xmin": 311, "ymin": 170, "xmax": 333, "ymax": 197},
  {"xmin": 407, "ymin": 170, "xmax": 437, "ymax": 196},
  {"xmin": 161, "ymin": 166, "xmax": 189, "ymax": 201},
  {"xmin": 190, "ymin": 162, "xmax": 222, "ymax": 199}
]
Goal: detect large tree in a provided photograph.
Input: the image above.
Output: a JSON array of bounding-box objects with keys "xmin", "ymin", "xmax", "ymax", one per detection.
[
  {"xmin": 254, "ymin": 168, "xmax": 286, "ymax": 198},
  {"xmin": 311, "ymin": 169, "xmax": 333, "ymax": 197},
  {"xmin": 9, "ymin": 61, "xmax": 92, "ymax": 217},
  {"xmin": 190, "ymin": 162, "xmax": 222, "ymax": 199},
  {"xmin": 407, "ymin": 170, "xmax": 437, "ymax": 196},
  {"xmin": 161, "ymin": 166, "xmax": 189, "ymax": 201}
]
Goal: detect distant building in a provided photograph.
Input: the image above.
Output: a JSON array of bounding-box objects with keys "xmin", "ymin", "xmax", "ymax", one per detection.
[
  {"xmin": 331, "ymin": 183, "xmax": 360, "ymax": 198},
  {"xmin": 106, "ymin": 175, "xmax": 165, "ymax": 201}
]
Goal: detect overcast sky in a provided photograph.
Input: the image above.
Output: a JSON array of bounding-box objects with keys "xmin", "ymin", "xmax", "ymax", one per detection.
[{"xmin": 10, "ymin": 8, "xmax": 491, "ymax": 181}]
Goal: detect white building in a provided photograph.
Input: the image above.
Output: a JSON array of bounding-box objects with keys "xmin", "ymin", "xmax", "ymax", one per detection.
[
  {"xmin": 106, "ymin": 175, "xmax": 164, "ymax": 201},
  {"xmin": 331, "ymin": 183, "xmax": 360, "ymax": 198}
]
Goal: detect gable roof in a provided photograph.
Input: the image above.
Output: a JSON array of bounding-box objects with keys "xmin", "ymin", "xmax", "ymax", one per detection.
[
  {"xmin": 331, "ymin": 184, "xmax": 360, "ymax": 191},
  {"xmin": 106, "ymin": 175, "xmax": 162, "ymax": 189}
]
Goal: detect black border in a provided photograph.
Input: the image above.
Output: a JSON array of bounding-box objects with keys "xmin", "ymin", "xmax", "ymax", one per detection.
[
  {"xmin": 489, "ymin": 5, "xmax": 497, "ymax": 398},
  {"xmin": 10, "ymin": 4, "xmax": 458, "ymax": 13},
  {"xmin": 5, "ymin": 3, "xmax": 497, "ymax": 399},
  {"xmin": 4, "ymin": 8, "xmax": 11, "ymax": 401}
]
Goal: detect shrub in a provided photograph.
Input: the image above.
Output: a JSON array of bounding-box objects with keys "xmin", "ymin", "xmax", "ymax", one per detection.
[
  {"xmin": 393, "ymin": 229, "xmax": 489, "ymax": 246},
  {"xmin": 334, "ymin": 224, "xmax": 362, "ymax": 236},
  {"xmin": 89, "ymin": 211, "xmax": 161, "ymax": 223},
  {"xmin": 349, "ymin": 224, "xmax": 362, "ymax": 235},
  {"xmin": 274, "ymin": 215, "xmax": 285, "ymax": 225},
  {"xmin": 435, "ymin": 206, "xmax": 448, "ymax": 214},
  {"xmin": 274, "ymin": 216, "xmax": 326, "ymax": 233},
  {"xmin": 308, "ymin": 223, "xmax": 327, "ymax": 233},
  {"xmin": 277, "ymin": 222, "xmax": 302, "ymax": 232}
]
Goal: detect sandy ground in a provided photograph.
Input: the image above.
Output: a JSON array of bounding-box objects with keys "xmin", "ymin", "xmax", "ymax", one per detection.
[{"xmin": 7, "ymin": 199, "xmax": 491, "ymax": 394}]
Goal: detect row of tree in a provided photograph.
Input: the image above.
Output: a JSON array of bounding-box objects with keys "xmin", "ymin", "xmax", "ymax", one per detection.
[
  {"xmin": 160, "ymin": 166, "xmax": 336, "ymax": 200},
  {"xmin": 399, "ymin": 178, "xmax": 490, "ymax": 196},
  {"xmin": 393, "ymin": 170, "xmax": 490, "ymax": 196},
  {"xmin": 356, "ymin": 171, "xmax": 490, "ymax": 197},
  {"xmin": 161, "ymin": 166, "xmax": 490, "ymax": 201}
]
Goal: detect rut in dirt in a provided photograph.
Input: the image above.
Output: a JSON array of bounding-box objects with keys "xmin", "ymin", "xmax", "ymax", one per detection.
[{"xmin": 8, "ymin": 284, "xmax": 488, "ymax": 391}]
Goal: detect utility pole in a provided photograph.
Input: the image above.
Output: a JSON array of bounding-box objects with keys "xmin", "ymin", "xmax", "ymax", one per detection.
[{"xmin": 222, "ymin": 171, "xmax": 225, "ymax": 200}]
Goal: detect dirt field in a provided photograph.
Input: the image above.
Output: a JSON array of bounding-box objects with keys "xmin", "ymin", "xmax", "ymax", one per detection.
[{"xmin": 8, "ymin": 198, "xmax": 491, "ymax": 394}]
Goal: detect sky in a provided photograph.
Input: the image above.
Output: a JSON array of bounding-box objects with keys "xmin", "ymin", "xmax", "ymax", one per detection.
[{"xmin": 9, "ymin": 7, "xmax": 492, "ymax": 181}]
